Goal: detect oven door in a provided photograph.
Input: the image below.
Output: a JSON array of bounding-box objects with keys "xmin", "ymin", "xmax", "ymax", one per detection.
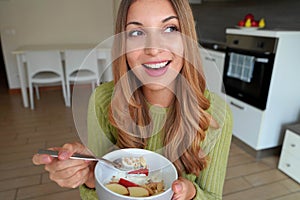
[{"xmin": 222, "ymin": 48, "xmax": 275, "ymax": 110}]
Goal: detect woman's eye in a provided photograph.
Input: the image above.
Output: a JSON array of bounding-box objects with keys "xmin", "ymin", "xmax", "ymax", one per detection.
[
  {"xmin": 128, "ymin": 30, "xmax": 144, "ymax": 37},
  {"xmin": 164, "ymin": 26, "xmax": 178, "ymax": 33}
]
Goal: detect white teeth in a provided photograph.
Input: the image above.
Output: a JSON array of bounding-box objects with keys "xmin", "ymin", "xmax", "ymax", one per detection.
[{"xmin": 143, "ymin": 61, "xmax": 168, "ymax": 69}]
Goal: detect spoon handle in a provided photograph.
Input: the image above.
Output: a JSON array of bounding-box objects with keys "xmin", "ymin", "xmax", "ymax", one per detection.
[
  {"xmin": 38, "ymin": 149, "xmax": 99, "ymax": 161},
  {"xmin": 37, "ymin": 149, "xmax": 123, "ymax": 169}
]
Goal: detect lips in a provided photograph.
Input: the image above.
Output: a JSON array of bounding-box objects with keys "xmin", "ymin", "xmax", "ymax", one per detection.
[
  {"xmin": 142, "ymin": 61, "xmax": 170, "ymax": 69},
  {"xmin": 142, "ymin": 61, "xmax": 170, "ymax": 77}
]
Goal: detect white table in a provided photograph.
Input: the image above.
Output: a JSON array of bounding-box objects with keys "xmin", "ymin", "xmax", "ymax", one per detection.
[{"xmin": 12, "ymin": 44, "xmax": 112, "ymax": 108}]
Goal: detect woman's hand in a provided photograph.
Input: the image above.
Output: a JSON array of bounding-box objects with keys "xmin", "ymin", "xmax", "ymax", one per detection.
[
  {"xmin": 32, "ymin": 142, "xmax": 96, "ymax": 188},
  {"xmin": 172, "ymin": 177, "xmax": 196, "ymax": 200}
]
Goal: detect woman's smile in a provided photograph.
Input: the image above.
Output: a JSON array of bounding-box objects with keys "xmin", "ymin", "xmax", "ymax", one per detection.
[{"xmin": 142, "ymin": 60, "xmax": 171, "ymax": 77}]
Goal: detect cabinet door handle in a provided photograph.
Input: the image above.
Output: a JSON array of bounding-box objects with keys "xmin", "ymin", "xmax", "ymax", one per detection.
[
  {"xmin": 204, "ymin": 56, "xmax": 216, "ymax": 62},
  {"xmin": 230, "ymin": 101, "xmax": 245, "ymax": 110},
  {"xmin": 286, "ymin": 163, "xmax": 291, "ymax": 167},
  {"xmin": 290, "ymin": 144, "xmax": 296, "ymax": 147}
]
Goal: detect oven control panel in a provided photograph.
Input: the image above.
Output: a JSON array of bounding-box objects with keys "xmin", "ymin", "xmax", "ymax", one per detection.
[{"xmin": 226, "ymin": 34, "xmax": 278, "ymax": 54}]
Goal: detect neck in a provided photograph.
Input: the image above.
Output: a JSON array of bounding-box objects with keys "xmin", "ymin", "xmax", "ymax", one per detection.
[{"xmin": 142, "ymin": 86, "xmax": 175, "ymax": 108}]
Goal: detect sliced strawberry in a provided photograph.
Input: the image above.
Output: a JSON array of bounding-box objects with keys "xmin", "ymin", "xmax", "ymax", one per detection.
[
  {"xmin": 128, "ymin": 168, "xmax": 149, "ymax": 176},
  {"xmin": 118, "ymin": 178, "xmax": 139, "ymax": 187}
]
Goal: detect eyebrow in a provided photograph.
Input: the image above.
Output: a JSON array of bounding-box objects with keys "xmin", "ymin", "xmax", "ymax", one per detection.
[{"xmin": 126, "ymin": 15, "xmax": 179, "ymax": 27}]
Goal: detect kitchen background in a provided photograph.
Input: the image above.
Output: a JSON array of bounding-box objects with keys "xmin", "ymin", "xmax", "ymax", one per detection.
[
  {"xmin": 1, "ymin": 0, "xmax": 300, "ymax": 91},
  {"xmin": 191, "ymin": 0, "xmax": 300, "ymax": 42},
  {"xmin": 0, "ymin": 0, "xmax": 300, "ymax": 199}
]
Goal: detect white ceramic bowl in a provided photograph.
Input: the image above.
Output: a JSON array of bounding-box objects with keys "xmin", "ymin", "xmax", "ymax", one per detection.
[{"xmin": 95, "ymin": 148, "xmax": 178, "ymax": 200}]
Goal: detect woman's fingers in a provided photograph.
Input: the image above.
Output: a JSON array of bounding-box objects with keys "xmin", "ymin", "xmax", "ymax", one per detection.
[
  {"xmin": 54, "ymin": 165, "xmax": 91, "ymax": 188},
  {"xmin": 47, "ymin": 161, "xmax": 90, "ymax": 179},
  {"xmin": 32, "ymin": 153, "xmax": 53, "ymax": 165},
  {"xmin": 31, "ymin": 142, "xmax": 94, "ymax": 189},
  {"xmin": 32, "ymin": 146, "xmax": 63, "ymax": 165},
  {"xmin": 63, "ymin": 142, "xmax": 90, "ymax": 155},
  {"xmin": 57, "ymin": 142, "xmax": 92, "ymax": 160}
]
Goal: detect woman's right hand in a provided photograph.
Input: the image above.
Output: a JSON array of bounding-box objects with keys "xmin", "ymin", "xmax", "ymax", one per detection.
[{"xmin": 32, "ymin": 142, "xmax": 96, "ymax": 188}]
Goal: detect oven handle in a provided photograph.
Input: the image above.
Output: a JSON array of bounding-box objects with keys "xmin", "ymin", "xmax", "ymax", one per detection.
[
  {"xmin": 230, "ymin": 101, "xmax": 245, "ymax": 110},
  {"xmin": 204, "ymin": 56, "xmax": 216, "ymax": 62},
  {"xmin": 227, "ymin": 52, "xmax": 269, "ymax": 63},
  {"xmin": 255, "ymin": 57, "xmax": 269, "ymax": 63}
]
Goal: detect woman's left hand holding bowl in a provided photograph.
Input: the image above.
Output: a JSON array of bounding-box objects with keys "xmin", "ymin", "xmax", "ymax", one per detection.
[{"xmin": 172, "ymin": 177, "xmax": 196, "ymax": 200}]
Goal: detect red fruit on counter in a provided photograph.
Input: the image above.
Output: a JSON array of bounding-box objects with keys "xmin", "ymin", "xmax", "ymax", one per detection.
[
  {"xmin": 251, "ymin": 20, "xmax": 259, "ymax": 27},
  {"xmin": 244, "ymin": 13, "xmax": 254, "ymax": 21},
  {"xmin": 238, "ymin": 20, "xmax": 245, "ymax": 27},
  {"xmin": 118, "ymin": 178, "xmax": 139, "ymax": 187}
]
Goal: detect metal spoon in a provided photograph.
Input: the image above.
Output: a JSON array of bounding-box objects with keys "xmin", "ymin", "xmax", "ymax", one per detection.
[{"xmin": 37, "ymin": 149, "xmax": 129, "ymax": 171}]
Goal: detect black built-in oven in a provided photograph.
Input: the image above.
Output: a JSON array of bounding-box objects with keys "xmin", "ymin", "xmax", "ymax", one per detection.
[{"xmin": 222, "ymin": 34, "xmax": 278, "ymax": 110}]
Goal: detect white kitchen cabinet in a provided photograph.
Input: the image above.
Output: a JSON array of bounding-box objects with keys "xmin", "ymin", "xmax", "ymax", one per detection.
[
  {"xmin": 226, "ymin": 95, "xmax": 263, "ymax": 148},
  {"xmin": 224, "ymin": 29, "xmax": 300, "ymax": 152},
  {"xmin": 278, "ymin": 124, "xmax": 300, "ymax": 184},
  {"xmin": 200, "ymin": 48, "xmax": 225, "ymax": 98}
]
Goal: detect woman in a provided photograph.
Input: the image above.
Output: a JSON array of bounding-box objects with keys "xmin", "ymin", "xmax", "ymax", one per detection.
[{"xmin": 32, "ymin": 0, "xmax": 232, "ymax": 199}]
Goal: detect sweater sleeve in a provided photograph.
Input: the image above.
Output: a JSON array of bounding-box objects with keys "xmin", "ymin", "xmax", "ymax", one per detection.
[
  {"xmin": 86, "ymin": 82, "xmax": 116, "ymax": 157},
  {"xmin": 79, "ymin": 185, "xmax": 98, "ymax": 200},
  {"xmin": 183, "ymin": 94, "xmax": 233, "ymax": 200},
  {"xmin": 79, "ymin": 82, "xmax": 116, "ymax": 200}
]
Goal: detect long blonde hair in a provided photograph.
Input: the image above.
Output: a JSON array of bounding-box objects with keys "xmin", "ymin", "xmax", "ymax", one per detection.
[{"xmin": 109, "ymin": 0, "xmax": 211, "ymax": 176}]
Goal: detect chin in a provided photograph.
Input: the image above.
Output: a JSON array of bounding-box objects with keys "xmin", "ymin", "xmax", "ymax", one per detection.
[{"xmin": 142, "ymin": 81, "xmax": 176, "ymax": 92}]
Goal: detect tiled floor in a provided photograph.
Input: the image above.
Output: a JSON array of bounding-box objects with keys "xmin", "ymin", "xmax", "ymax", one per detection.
[{"xmin": 0, "ymin": 85, "xmax": 299, "ymax": 200}]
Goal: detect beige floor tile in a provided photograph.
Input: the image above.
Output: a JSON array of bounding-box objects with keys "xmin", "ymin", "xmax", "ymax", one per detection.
[
  {"xmin": 273, "ymin": 192, "xmax": 300, "ymax": 200},
  {"xmin": 279, "ymin": 179, "xmax": 300, "ymax": 192},
  {"xmin": 261, "ymin": 155, "xmax": 280, "ymax": 169},
  {"xmin": 27, "ymin": 132, "xmax": 78, "ymax": 145},
  {"xmin": 0, "ymin": 151, "xmax": 37, "ymax": 163},
  {"xmin": 16, "ymin": 182, "xmax": 74, "ymax": 200},
  {"xmin": 28, "ymin": 190, "xmax": 81, "ymax": 200},
  {"xmin": 41, "ymin": 173, "xmax": 51, "ymax": 184},
  {"xmin": 223, "ymin": 182, "xmax": 291, "ymax": 200},
  {"xmin": 0, "ymin": 138, "xmax": 28, "ymax": 147},
  {"xmin": 226, "ymin": 162, "xmax": 270, "ymax": 179},
  {"xmin": 223, "ymin": 177, "xmax": 252, "ymax": 195},
  {"xmin": 227, "ymin": 153, "xmax": 256, "ymax": 167},
  {"xmin": 0, "ymin": 143, "xmax": 45, "ymax": 155},
  {"xmin": 0, "ymin": 189, "xmax": 16, "ymax": 200},
  {"xmin": 228, "ymin": 143, "xmax": 248, "ymax": 156},
  {"xmin": 0, "ymin": 158, "xmax": 34, "ymax": 171},
  {"xmin": 0, "ymin": 132, "xmax": 18, "ymax": 143},
  {"xmin": 0, "ymin": 165, "xmax": 44, "ymax": 181},
  {"xmin": 16, "ymin": 129, "xmax": 72, "ymax": 140},
  {"xmin": 244, "ymin": 169, "xmax": 288, "ymax": 187},
  {"xmin": 0, "ymin": 175, "xmax": 40, "ymax": 192}
]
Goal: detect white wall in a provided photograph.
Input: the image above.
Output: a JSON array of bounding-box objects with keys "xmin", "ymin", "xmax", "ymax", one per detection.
[{"xmin": 0, "ymin": 0, "xmax": 115, "ymax": 89}]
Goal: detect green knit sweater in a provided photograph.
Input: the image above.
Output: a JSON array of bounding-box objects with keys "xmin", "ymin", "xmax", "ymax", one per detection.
[{"xmin": 79, "ymin": 81, "xmax": 233, "ymax": 200}]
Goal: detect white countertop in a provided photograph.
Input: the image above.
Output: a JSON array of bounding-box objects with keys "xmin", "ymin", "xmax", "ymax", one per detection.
[
  {"xmin": 226, "ymin": 28, "xmax": 300, "ymax": 38},
  {"xmin": 12, "ymin": 43, "xmax": 110, "ymax": 54}
]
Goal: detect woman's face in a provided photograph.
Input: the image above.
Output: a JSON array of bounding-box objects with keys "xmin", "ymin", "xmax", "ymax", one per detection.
[{"xmin": 125, "ymin": 0, "xmax": 184, "ymax": 91}]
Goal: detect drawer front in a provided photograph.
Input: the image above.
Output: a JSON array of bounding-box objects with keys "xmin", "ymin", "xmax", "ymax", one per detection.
[
  {"xmin": 278, "ymin": 150, "xmax": 300, "ymax": 184},
  {"xmin": 282, "ymin": 130, "xmax": 300, "ymax": 157},
  {"xmin": 226, "ymin": 96, "xmax": 263, "ymax": 149}
]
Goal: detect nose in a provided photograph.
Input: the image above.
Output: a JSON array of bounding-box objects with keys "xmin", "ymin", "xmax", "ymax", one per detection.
[
  {"xmin": 144, "ymin": 32, "xmax": 162, "ymax": 56},
  {"xmin": 144, "ymin": 47, "xmax": 161, "ymax": 56}
]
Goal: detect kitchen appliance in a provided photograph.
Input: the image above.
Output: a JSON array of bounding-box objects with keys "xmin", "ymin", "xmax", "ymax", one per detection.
[
  {"xmin": 222, "ymin": 29, "xmax": 300, "ymax": 156},
  {"xmin": 189, "ymin": 0, "xmax": 202, "ymax": 4},
  {"xmin": 222, "ymin": 34, "xmax": 278, "ymax": 110}
]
